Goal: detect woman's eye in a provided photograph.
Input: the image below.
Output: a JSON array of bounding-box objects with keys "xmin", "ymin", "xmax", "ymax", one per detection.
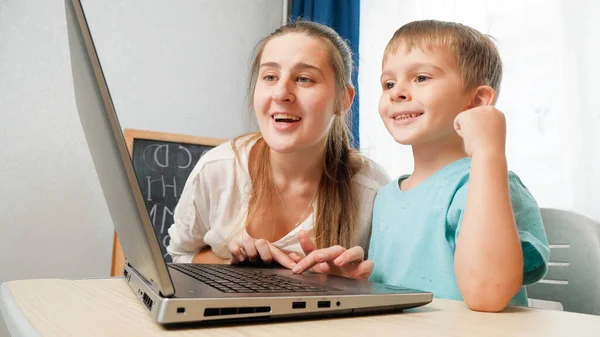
[
  {"xmin": 264, "ymin": 75, "xmax": 277, "ymax": 81},
  {"xmin": 415, "ymin": 75, "xmax": 429, "ymax": 82},
  {"xmin": 297, "ymin": 76, "xmax": 313, "ymax": 83}
]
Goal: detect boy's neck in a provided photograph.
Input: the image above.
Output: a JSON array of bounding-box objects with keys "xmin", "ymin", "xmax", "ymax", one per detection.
[{"xmin": 402, "ymin": 135, "xmax": 467, "ymax": 191}]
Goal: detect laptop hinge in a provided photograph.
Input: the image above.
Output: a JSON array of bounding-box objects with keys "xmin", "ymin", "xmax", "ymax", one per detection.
[{"xmin": 126, "ymin": 263, "xmax": 174, "ymax": 298}]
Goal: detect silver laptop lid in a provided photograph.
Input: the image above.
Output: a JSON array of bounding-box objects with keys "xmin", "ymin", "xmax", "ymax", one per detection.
[{"xmin": 65, "ymin": 0, "xmax": 175, "ymax": 296}]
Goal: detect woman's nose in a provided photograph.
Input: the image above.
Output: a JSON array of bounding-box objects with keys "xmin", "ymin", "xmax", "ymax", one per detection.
[{"xmin": 272, "ymin": 81, "xmax": 295, "ymax": 103}]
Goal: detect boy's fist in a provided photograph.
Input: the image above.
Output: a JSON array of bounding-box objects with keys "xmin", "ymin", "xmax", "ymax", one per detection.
[{"xmin": 454, "ymin": 105, "xmax": 506, "ymax": 157}]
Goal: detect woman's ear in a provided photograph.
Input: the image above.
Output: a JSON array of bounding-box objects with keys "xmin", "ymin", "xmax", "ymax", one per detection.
[
  {"xmin": 469, "ymin": 85, "xmax": 497, "ymax": 108},
  {"xmin": 338, "ymin": 86, "xmax": 356, "ymax": 116}
]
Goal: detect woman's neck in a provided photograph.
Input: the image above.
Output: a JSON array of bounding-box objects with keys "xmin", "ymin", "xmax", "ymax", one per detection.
[{"xmin": 269, "ymin": 141, "xmax": 325, "ymax": 189}]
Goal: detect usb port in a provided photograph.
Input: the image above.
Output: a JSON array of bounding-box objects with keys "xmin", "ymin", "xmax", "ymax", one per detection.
[
  {"xmin": 292, "ymin": 301, "xmax": 306, "ymax": 309},
  {"xmin": 317, "ymin": 301, "xmax": 330, "ymax": 308}
]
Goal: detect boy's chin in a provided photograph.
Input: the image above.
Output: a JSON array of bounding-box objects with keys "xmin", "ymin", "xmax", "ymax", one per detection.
[
  {"xmin": 394, "ymin": 139, "xmax": 414, "ymax": 145},
  {"xmin": 390, "ymin": 133, "xmax": 418, "ymax": 146}
]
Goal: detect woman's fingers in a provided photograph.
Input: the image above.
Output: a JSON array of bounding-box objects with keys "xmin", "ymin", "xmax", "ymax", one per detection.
[
  {"xmin": 288, "ymin": 252, "xmax": 303, "ymax": 263},
  {"xmin": 292, "ymin": 245, "xmax": 346, "ymax": 274},
  {"xmin": 254, "ymin": 239, "xmax": 273, "ymax": 264},
  {"xmin": 227, "ymin": 241, "xmax": 246, "ymax": 263},
  {"xmin": 333, "ymin": 246, "xmax": 365, "ymax": 266},
  {"xmin": 268, "ymin": 243, "xmax": 297, "ymax": 269},
  {"xmin": 310, "ymin": 261, "xmax": 332, "ymax": 274},
  {"xmin": 298, "ymin": 230, "xmax": 318, "ymax": 255},
  {"xmin": 349, "ymin": 260, "xmax": 375, "ymax": 280},
  {"xmin": 242, "ymin": 236, "xmax": 259, "ymax": 262}
]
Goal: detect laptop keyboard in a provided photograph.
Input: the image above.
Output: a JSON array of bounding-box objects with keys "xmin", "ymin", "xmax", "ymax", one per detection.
[{"xmin": 170, "ymin": 264, "xmax": 330, "ymax": 294}]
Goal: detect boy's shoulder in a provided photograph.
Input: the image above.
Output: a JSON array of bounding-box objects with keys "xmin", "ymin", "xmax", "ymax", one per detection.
[
  {"xmin": 377, "ymin": 158, "xmax": 472, "ymax": 196},
  {"xmin": 374, "ymin": 158, "xmax": 532, "ymax": 202},
  {"xmin": 353, "ymin": 156, "xmax": 392, "ymax": 192},
  {"xmin": 442, "ymin": 163, "xmax": 534, "ymax": 209},
  {"xmin": 440, "ymin": 160, "xmax": 531, "ymax": 197},
  {"xmin": 377, "ymin": 177, "xmax": 401, "ymax": 195}
]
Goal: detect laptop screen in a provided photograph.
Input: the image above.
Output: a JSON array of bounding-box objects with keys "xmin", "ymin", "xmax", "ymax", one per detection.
[{"xmin": 64, "ymin": 0, "xmax": 175, "ymax": 296}]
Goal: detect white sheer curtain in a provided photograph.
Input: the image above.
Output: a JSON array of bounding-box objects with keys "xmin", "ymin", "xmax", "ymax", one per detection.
[{"xmin": 359, "ymin": 0, "xmax": 600, "ymax": 221}]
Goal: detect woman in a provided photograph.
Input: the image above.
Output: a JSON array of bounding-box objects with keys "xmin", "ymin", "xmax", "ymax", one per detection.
[{"xmin": 167, "ymin": 21, "xmax": 389, "ymax": 269}]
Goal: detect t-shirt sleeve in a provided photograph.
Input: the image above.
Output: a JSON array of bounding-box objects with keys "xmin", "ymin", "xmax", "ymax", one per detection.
[
  {"xmin": 507, "ymin": 172, "xmax": 550, "ymax": 285},
  {"xmin": 446, "ymin": 173, "xmax": 550, "ymax": 285}
]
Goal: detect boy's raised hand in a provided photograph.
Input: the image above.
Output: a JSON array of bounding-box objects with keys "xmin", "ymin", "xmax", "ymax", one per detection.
[
  {"xmin": 288, "ymin": 230, "xmax": 374, "ymax": 280},
  {"xmin": 453, "ymin": 86, "xmax": 506, "ymax": 157}
]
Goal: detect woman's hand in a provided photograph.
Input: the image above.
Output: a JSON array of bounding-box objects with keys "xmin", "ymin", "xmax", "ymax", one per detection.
[
  {"xmin": 289, "ymin": 231, "xmax": 374, "ymax": 280},
  {"xmin": 227, "ymin": 235, "xmax": 297, "ymax": 269}
]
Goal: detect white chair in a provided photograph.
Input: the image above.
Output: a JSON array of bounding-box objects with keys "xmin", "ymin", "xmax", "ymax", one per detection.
[{"xmin": 526, "ymin": 208, "xmax": 600, "ymax": 315}]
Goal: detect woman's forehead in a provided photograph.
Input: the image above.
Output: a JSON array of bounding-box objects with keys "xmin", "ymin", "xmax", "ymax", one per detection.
[{"xmin": 261, "ymin": 33, "xmax": 331, "ymax": 68}]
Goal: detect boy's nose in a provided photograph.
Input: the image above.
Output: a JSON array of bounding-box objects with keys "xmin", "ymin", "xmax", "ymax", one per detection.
[
  {"xmin": 390, "ymin": 85, "xmax": 410, "ymax": 101},
  {"xmin": 392, "ymin": 92, "xmax": 411, "ymax": 102}
]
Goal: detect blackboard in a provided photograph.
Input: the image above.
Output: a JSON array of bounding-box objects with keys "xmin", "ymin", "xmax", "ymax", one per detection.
[{"xmin": 111, "ymin": 129, "xmax": 225, "ymax": 275}]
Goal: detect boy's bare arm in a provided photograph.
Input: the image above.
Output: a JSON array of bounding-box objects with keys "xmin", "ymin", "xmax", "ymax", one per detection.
[{"xmin": 453, "ymin": 104, "xmax": 524, "ymax": 312}]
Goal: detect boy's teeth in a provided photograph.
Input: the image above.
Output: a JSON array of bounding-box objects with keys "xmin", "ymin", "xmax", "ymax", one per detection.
[{"xmin": 394, "ymin": 113, "xmax": 422, "ymax": 120}]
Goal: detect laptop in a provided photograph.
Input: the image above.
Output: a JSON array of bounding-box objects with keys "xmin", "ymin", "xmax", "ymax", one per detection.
[{"xmin": 64, "ymin": 0, "xmax": 432, "ymax": 324}]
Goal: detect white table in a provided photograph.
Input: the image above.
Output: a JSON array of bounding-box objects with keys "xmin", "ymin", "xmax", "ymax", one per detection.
[{"xmin": 1, "ymin": 278, "xmax": 599, "ymax": 336}]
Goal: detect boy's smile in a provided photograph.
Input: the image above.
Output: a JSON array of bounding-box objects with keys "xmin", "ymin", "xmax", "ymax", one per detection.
[
  {"xmin": 390, "ymin": 110, "xmax": 425, "ymax": 126},
  {"xmin": 378, "ymin": 44, "xmax": 474, "ymax": 147}
]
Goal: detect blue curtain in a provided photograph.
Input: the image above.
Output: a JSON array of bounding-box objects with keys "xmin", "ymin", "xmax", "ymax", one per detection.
[{"xmin": 291, "ymin": 0, "xmax": 360, "ymax": 148}]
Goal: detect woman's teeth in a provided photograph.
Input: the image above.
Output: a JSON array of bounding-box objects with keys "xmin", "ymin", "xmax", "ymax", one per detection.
[{"xmin": 273, "ymin": 113, "xmax": 301, "ymax": 122}]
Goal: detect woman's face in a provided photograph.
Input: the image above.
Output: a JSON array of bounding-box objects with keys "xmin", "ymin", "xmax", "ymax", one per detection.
[{"xmin": 253, "ymin": 33, "xmax": 340, "ymax": 154}]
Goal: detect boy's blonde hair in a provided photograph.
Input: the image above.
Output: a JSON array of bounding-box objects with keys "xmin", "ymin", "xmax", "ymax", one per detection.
[{"xmin": 385, "ymin": 20, "xmax": 503, "ymax": 96}]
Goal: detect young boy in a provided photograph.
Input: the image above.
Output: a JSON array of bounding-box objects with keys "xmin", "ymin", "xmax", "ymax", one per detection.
[{"xmin": 291, "ymin": 20, "xmax": 550, "ymax": 312}]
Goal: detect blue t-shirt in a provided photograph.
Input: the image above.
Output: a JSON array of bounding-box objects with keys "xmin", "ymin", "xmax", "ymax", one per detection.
[{"xmin": 368, "ymin": 158, "xmax": 550, "ymax": 306}]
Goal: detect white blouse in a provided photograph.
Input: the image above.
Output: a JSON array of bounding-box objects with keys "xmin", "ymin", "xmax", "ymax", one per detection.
[{"xmin": 166, "ymin": 135, "xmax": 391, "ymax": 263}]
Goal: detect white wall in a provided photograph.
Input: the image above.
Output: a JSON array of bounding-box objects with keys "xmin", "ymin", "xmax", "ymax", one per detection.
[
  {"xmin": 81, "ymin": 0, "xmax": 283, "ymax": 138},
  {"xmin": 359, "ymin": 0, "xmax": 600, "ymax": 221},
  {"xmin": 0, "ymin": 1, "xmax": 283, "ymax": 334}
]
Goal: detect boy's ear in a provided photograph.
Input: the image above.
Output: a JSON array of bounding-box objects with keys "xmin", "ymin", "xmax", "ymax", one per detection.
[
  {"xmin": 468, "ymin": 85, "xmax": 497, "ymax": 108},
  {"xmin": 338, "ymin": 86, "xmax": 356, "ymax": 116}
]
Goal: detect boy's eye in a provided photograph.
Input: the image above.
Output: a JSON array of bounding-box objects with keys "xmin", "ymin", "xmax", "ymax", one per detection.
[
  {"xmin": 384, "ymin": 81, "xmax": 395, "ymax": 90},
  {"xmin": 415, "ymin": 75, "xmax": 430, "ymax": 83}
]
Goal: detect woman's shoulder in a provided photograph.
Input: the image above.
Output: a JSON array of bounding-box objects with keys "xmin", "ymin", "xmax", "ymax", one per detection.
[
  {"xmin": 352, "ymin": 155, "xmax": 392, "ymax": 192},
  {"xmin": 189, "ymin": 133, "xmax": 258, "ymax": 178}
]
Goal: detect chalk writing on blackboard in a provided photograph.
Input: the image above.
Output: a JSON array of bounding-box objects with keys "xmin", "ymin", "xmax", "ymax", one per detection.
[{"xmin": 122, "ymin": 130, "xmax": 225, "ymax": 264}]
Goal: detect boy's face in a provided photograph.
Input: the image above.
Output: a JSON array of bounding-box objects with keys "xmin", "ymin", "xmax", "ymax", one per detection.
[{"xmin": 378, "ymin": 44, "xmax": 474, "ymax": 146}]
